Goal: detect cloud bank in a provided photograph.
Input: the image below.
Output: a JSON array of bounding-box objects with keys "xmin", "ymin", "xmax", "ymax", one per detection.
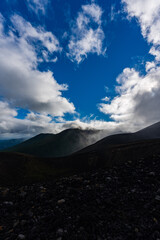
[
  {"xmin": 0, "ymin": 13, "xmax": 75, "ymax": 117},
  {"xmin": 0, "ymin": 101, "xmax": 61, "ymax": 139}
]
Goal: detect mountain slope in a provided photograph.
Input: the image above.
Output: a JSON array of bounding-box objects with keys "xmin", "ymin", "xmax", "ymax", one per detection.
[
  {"xmin": 6, "ymin": 129, "xmax": 99, "ymax": 158},
  {"xmin": 135, "ymin": 121, "xmax": 160, "ymax": 139},
  {"xmin": 1, "ymin": 138, "xmax": 160, "ymax": 185},
  {"xmin": 78, "ymin": 121, "xmax": 160, "ymax": 154},
  {"xmin": 1, "ymin": 121, "xmax": 160, "ymax": 185}
]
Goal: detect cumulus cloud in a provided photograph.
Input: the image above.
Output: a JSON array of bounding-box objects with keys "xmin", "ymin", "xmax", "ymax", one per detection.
[
  {"xmin": 122, "ymin": 0, "xmax": 160, "ymax": 46},
  {"xmin": 67, "ymin": 3, "xmax": 106, "ymax": 64},
  {"xmin": 11, "ymin": 14, "xmax": 61, "ymax": 59},
  {"xmin": 99, "ymin": 0, "xmax": 160, "ymax": 130},
  {"xmin": 0, "ymin": 100, "xmax": 67, "ymax": 139},
  {"xmin": 26, "ymin": 0, "xmax": 49, "ymax": 15},
  {"xmin": 99, "ymin": 67, "xmax": 160, "ymax": 126},
  {"xmin": 122, "ymin": 0, "xmax": 160, "ymax": 65},
  {"xmin": 0, "ymin": 101, "xmax": 17, "ymax": 120},
  {"xmin": 0, "ymin": 13, "xmax": 75, "ymax": 117}
]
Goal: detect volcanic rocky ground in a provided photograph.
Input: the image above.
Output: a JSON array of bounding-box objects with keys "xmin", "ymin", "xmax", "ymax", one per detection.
[{"xmin": 1, "ymin": 152, "xmax": 160, "ymax": 240}]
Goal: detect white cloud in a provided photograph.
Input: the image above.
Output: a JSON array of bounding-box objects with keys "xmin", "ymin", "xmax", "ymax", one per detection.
[
  {"xmin": 149, "ymin": 47, "xmax": 160, "ymax": 62},
  {"xmin": 145, "ymin": 61, "xmax": 156, "ymax": 72},
  {"xmin": 99, "ymin": 67, "xmax": 160, "ymax": 126},
  {"xmin": 0, "ymin": 13, "xmax": 75, "ymax": 117},
  {"xmin": 98, "ymin": 0, "xmax": 160, "ymax": 130},
  {"xmin": 101, "ymin": 96, "xmax": 110, "ymax": 102},
  {"xmin": 26, "ymin": 0, "xmax": 49, "ymax": 15},
  {"xmin": 122, "ymin": 0, "xmax": 160, "ymax": 46},
  {"xmin": 0, "ymin": 101, "xmax": 17, "ymax": 120},
  {"xmin": 61, "ymin": 118, "xmax": 138, "ymax": 139},
  {"xmin": 11, "ymin": 14, "xmax": 61, "ymax": 57},
  {"xmin": 0, "ymin": 100, "xmax": 72, "ymax": 139},
  {"xmin": 82, "ymin": 3, "xmax": 103, "ymax": 24},
  {"xmin": 67, "ymin": 3, "xmax": 106, "ymax": 64},
  {"xmin": 0, "ymin": 101, "xmax": 58, "ymax": 139}
]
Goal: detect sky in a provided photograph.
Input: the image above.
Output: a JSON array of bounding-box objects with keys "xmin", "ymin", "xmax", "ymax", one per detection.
[{"xmin": 0, "ymin": 0, "xmax": 160, "ymax": 139}]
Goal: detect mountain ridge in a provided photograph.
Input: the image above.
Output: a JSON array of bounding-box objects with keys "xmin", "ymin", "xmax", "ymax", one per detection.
[
  {"xmin": 6, "ymin": 128, "xmax": 100, "ymax": 158},
  {"xmin": 1, "ymin": 121, "xmax": 160, "ymax": 185},
  {"xmin": 77, "ymin": 121, "xmax": 160, "ymax": 154}
]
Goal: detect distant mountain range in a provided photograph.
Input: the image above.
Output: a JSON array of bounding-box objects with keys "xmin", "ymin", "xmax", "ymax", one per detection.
[
  {"xmin": 0, "ymin": 139, "xmax": 24, "ymax": 151},
  {"xmin": 1, "ymin": 121, "xmax": 160, "ymax": 185},
  {"xmin": 5, "ymin": 121, "xmax": 160, "ymax": 158},
  {"xmin": 6, "ymin": 129, "xmax": 100, "ymax": 158}
]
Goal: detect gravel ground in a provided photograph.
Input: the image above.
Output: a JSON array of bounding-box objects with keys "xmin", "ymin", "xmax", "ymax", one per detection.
[{"xmin": 1, "ymin": 154, "xmax": 160, "ymax": 240}]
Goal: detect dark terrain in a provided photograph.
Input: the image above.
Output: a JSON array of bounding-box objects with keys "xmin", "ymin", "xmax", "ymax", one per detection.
[
  {"xmin": 6, "ymin": 129, "xmax": 99, "ymax": 158},
  {"xmin": 1, "ymin": 122, "xmax": 160, "ymax": 239},
  {"xmin": 1, "ymin": 122, "xmax": 160, "ymax": 185},
  {"xmin": 0, "ymin": 152, "xmax": 160, "ymax": 239}
]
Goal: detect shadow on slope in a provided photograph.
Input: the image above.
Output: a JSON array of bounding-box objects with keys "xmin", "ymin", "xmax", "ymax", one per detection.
[{"xmin": 1, "ymin": 138, "xmax": 160, "ymax": 185}]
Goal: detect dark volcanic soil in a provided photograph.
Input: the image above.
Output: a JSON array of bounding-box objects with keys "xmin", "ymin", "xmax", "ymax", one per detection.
[{"xmin": 1, "ymin": 154, "xmax": 160, "ymax": 240}]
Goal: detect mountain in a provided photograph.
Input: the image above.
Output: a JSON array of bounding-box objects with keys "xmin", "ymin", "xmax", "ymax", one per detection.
[
  {"xmin": 7, "ymin": 121, "xmax": 160, "ymax": 158},
  {"xmin": 78, "ymin": 121, "xmax": 160, "ymax": 154},
  {"xmin": 0, "ymin": 139, "xmax": 24, "ymax": 151},
  {"xmin": 1, "ymin": 139, "xmax": 160, "ymax": 185},
  {"xmin": 1, "ymin": 121, "xmax": 160, "ymax": 185},
  {"xmin": 6, "ymin": 129, "xmax": 99, "ymax": 158}
]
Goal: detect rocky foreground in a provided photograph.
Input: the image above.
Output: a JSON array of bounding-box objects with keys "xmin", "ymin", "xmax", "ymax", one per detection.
[{"xmin": 1, "ymin": 154, "xmax": 160, "ymax": 240}]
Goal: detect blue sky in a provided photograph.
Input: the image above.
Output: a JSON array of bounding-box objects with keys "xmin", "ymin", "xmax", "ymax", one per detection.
[{"xmin": 0, "ymin": 0, "xmax": 160, "ymax": 139}]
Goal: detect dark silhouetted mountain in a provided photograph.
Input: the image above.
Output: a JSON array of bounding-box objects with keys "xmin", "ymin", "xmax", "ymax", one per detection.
[
  {"xmin": 1, "ymin": 121, "xmax": 160, "ymax": 185},
  {"xmin": 0, "ymin": 139, "xmax": 24, "ymax": 151},
  {"xmin": 6, "ymin": 129, "xmax": 99, "ymax": 158},
  {"xmin": 78, "ymin": 121, "xmax": 160, "ymax": 154}
]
